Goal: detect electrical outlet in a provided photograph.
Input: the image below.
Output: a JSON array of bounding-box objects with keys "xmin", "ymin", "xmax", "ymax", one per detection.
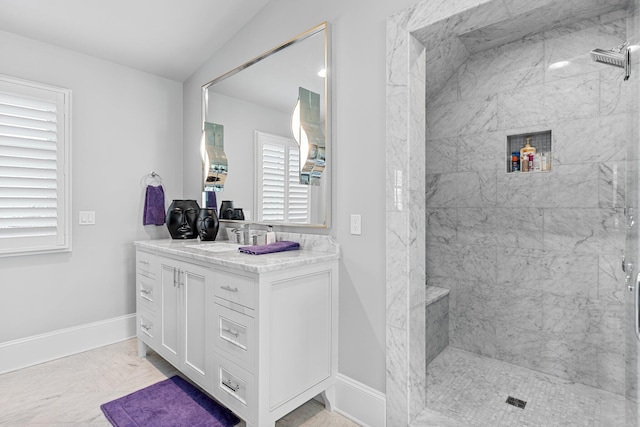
[{"xmin": 350, "ymin": 214, "xmax": 361, "ymax": 235}]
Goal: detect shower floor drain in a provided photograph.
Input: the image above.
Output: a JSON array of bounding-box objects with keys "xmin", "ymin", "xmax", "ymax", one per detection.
[{"xmin": 506, "ymin": 396, "xmax": 527, "ymax": 409}]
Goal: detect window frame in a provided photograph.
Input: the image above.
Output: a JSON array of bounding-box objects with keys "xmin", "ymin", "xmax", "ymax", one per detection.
[{"xmin": 0, "ymin": 74, "xmax": 72, "ymax": 257}]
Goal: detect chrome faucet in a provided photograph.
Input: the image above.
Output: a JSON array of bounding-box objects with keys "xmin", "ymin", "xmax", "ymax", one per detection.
[{"xmin": 240, "ymin": 223, "xmax": 251, "ymax": 245}]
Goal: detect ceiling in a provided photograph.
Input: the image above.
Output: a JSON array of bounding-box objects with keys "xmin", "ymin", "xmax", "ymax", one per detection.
[
  {"xmin": 0, "ymin": 0, "xmax": 271, "ymax": 82},
  {"xmin": 411, "ymin": 0, "xmax": 630, "ymax": 101}
]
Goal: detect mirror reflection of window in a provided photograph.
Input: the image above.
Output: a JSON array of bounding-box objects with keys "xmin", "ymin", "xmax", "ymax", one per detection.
[
  {"xmin": 255, "ymin": 131, "xmax": 310, "ymax": 224},
  {"xmin": 202, "ymin": 22, "xmax": 330, "ymax": 227}
]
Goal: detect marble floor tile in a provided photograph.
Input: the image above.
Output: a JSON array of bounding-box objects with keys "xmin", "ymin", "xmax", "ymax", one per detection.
[
  {"xmin": 0, "ymin": 338, "xmax": 358, "ymax": 427},
  {"xmin": 419, "ymin": 346, "xmax": 625, "ymax": 427}
]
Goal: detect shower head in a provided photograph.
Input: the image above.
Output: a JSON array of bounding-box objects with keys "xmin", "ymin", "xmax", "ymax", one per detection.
[
  {"xmin": 590, "ymin": 42, "xmax": 630, "ymax": 80},
  {"xmin": 590, "ymin": 48, "xmax": 626, "ymax": 67}
]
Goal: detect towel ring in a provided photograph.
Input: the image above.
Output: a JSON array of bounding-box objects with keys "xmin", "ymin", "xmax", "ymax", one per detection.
[{"xmin": 142, "ymin": 171, "xmax": 163, "ymax": 186}]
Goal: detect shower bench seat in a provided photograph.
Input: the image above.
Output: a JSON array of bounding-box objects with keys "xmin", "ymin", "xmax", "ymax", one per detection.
[{"xmin": 426, "ymin": 286, "xmax": 450, "ymax": 365}]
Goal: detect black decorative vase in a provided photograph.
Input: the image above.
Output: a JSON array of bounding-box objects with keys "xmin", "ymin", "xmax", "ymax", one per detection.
[
  {"xmin": 197, "ymin": 208, "xmax": 219, "ymax": 241},
  {"xmin": 166, "ymin": 200, "xmax": 200, "ymax": 239},
  {"xmin": 219, "ymin": 200, "xmax": 234, "ymax": 219}
]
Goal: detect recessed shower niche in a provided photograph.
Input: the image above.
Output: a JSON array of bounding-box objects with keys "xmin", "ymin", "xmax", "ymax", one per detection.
[{"xmin": 506, "ymin": 130, "xmax": 552, "ymax": 173}]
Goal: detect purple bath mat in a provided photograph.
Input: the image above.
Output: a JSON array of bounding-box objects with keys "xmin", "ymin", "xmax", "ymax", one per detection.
[{"xmin": 101, "ymin": 376, "xmax": 240, "ymax": 427}]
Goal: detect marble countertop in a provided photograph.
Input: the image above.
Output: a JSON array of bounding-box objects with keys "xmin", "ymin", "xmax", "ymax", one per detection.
[{"xmin": 134, "ymin": 235, "xmax": 340, "ymax": 274}]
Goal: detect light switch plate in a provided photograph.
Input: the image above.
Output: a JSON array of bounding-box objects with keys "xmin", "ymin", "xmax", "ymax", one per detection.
[
  {"xmin": 350, "ymin": 214, "xmax": 361, "ymax": 235},
  {"xmin": 79, "ymin": 211, "xmax": 96, "ymax": 225}
]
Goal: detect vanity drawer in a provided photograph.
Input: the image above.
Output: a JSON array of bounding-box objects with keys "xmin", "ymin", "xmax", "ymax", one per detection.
[
  {"xmin": 213, "ymin": 271, "xmax": 255, "ymax": 309},
  {"xmin": 136, "ymin": 250, "xmax": 157, "ymax": 278},
  {"xmin": 212, "ymin": 353, "xmax": 255, "ymax": 422},
  {"xmin": 137, "ymin": 277, "xmax": 157, "ymax": 312},
  {"xmin": 213, "ymin": 302, "xmax": 255, "ymax": 369},
  {"xmin": 137, "ymin": 312, "xmax": 157, "ymax": 346}
]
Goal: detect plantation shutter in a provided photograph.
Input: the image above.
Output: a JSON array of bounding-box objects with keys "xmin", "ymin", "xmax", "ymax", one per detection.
[
  {"xmin": 255, "ymin": 131, "xmax": 310, "ymax": 224},
  {"xmin": 0, "ymin": 76, "xmax": 71, "ymax": 255},
  {"xmin": 286, "ymin": 149, "xmax": 309, "ymax": 223},
  {"xmin": 261, "ymin": 141, "xmax": 286, "ymax": 222}
]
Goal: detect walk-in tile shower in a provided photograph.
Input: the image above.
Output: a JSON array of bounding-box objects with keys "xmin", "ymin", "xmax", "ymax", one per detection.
[{"xmin": 386, "ymin": 0, "xmax": 640, "ymax": 425}]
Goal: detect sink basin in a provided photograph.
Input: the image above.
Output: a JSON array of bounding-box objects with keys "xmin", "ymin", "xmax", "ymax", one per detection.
[{"xmin": 194, "ymin": 242, "xmax": 242, "ymax": 252}]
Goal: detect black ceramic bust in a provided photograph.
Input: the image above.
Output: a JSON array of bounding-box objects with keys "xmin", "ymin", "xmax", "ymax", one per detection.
[
  {"xmin": 219, "ymin": 200, "xmax": 234, "ymax": 219},
  {"xmin": 166, "ymin": 200, "xmax": 200, "ymax": 239},
  {"xmin": 197, "ymin": 208, "xmax": 219, "ymax": 241}
]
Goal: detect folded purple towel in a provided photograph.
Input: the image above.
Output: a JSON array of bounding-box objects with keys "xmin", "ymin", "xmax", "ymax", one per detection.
[
  {"xmin": 143, "ymin": 185, "xmax": 166, "ymax": 226},
  {"xmin": 239, "ymin": 241, "xmax": 300, "ymax": 255}
]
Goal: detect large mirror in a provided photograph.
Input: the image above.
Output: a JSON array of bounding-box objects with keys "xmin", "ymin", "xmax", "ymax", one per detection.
[{"xmin": 202, "ymin": 22, "xmax": 330, "ymax": 227}]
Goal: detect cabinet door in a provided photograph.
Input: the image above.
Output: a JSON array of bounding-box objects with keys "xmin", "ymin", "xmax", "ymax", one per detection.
[
  {"xmin": 269, "ymin": 270, "xmax": 333, "ymax": 409},
  {"xmin": 159, "ymin": 260, "xmax": 180, "ymax": 366},
  {"xmin": 182, "ymin": 263, "xmax": 208, "ymax": 384}
]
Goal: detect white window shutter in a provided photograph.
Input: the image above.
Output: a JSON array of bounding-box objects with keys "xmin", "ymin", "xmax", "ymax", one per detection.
[
  {"xmin": 255, "ymin": 131, "xmax": 310, "ymax": 224},
  {"xmin": 261, "ymin": 141, "xmax": 286, "ymax": 222},
  {"xmin": 0, "ymin": 76, "xmax": 71, "ymax": 256},
  {"xmin": 287, "ymin": 149, "xmax": 309, "ymax": 223}
]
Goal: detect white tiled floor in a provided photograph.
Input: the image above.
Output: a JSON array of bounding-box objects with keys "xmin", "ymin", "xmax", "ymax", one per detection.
[
  {"xmin": 0, "ymin": 338, "xmax": 358, "ymax": 426},
  {"xmin": 413, "ymin": 346, "xmax": 625, "ymax": 427}
]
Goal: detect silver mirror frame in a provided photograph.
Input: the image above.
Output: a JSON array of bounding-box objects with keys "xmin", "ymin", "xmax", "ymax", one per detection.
[{"xmin": 201, "ymin": 22, "xmax": 331, "ymax": 228}]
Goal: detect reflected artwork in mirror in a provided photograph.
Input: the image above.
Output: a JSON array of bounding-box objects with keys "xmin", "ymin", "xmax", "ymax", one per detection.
[
  {"xmin": 201, "ymin": 22, "xmax": 331, "ymax": 228},
  {"xmin": 202, "ymin": 122, "xmax": 227, "ymax": 191}
]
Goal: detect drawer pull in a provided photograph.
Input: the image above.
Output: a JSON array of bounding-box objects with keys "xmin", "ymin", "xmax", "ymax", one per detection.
[
  {"xmin": 139, "ymin": 260, "xmax": 150, "ymax": 265},
  {"xmin": 221, "ymin": 285, "xmax": 239, "ymax": 293},
  {"xmin": 141, "ymin": 323, "xmax": 152, "ymax": 331},
  {"xmin": 140, "ymin": 288, "xmax": 152, "ymax": 295},
  {"xmin": 222, "ymin": 379, "xmax": 240, "ymax": 393},
  {"xmin": 222, "ymin": 327, "xmax": 239, "ymax": 338}
]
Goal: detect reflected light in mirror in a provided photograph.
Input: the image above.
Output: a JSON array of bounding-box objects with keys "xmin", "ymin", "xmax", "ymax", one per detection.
[
  {"xmin": 290, "ymin": 98, "xmax": 309, "ymax": 172},
  {"xmin": 317, "ymin": 68, "xmax": 326, "ymax": 78}
]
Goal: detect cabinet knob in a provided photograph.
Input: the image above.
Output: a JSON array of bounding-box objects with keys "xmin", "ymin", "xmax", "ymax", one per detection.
[{"xmin": 221, "ymin": 285, "xmax": 239, "ymax": 293}]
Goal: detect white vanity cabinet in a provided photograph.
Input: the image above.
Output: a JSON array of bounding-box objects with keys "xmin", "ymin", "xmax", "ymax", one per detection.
[
  {"xmin": 157, "ymin": 256, "xmax": 210, "ymax": 388},
  {"xmin": 136, "ymin": 250, "xmax": 159, "ymax": 350},
  {"xmin": 208, "ymin": 264, "xmax": 337, "ymax": 427},
  {"xmin": 135, "ymin": 237, "xmax": 339, "ymax": 427}
]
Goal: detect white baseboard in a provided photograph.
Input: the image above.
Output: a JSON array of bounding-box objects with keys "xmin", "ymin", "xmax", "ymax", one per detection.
[
  {"xmin": 335, "ymin": 373, "xmax": 386, "ymax": 427},
  {"xmin": 0, "ymin": 314, "xmax": 136, "ymax": 375}
]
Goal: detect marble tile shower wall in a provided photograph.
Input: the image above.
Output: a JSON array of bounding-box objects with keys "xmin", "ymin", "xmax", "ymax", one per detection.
[{"xmin": 425, "ymin": 11, "xmax": 630, "ymax": 395}]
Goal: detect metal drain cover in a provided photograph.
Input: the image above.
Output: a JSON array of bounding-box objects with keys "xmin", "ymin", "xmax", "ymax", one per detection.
[{"xmin": 506, "ymin": 396, "xmax": 527, "ymax": 409}]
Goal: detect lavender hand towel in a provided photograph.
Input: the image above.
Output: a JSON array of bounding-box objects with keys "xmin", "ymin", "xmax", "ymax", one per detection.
[
  {"xmin": 239, "ymin": 241, "xmax": 300, "ymax": 255},
  {"xmin": 143, "ymin": 185, "xmax": 166, "ymax": 226}
]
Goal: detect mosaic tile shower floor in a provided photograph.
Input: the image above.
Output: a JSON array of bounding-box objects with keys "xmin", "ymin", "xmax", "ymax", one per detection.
[{"xmin": 413, "ymin": 347, "xmax": 625, "ymax": 427}]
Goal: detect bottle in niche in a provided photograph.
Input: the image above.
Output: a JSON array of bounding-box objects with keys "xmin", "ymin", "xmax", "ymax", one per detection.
[
  {"xmin": 520, "ymin": 138, "xmax": 536, "ymax": 172},
  {"xmin": 512, "ymin": 152, "xmax": 520, "ymax": 172},
  {"xmin": 528, "ymin": 154, "xmax": 534, "ymax": 171},
  {"xmin": 545, "ymin": 152, "xmax": 552, "ymax": 171},
  {"xmin": 533, "ymin": 153, "xmax": 541, "ymax": 171}
]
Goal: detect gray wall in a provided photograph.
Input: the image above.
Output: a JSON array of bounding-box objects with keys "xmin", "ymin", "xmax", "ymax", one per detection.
[
  {"xmin": 0, "ymin": 30, "xmax": 183, "ymax": 343},
  {"xmin": 183, "ymin": 0, "xmax": 416, "ymax": 392},
  {"xmin": 426, "ymin": 11, "xmax": 628, "ymax": 394},
  {"xmin": 207, "ymin": 92, "xmax": 289, "ymax": 219}
]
